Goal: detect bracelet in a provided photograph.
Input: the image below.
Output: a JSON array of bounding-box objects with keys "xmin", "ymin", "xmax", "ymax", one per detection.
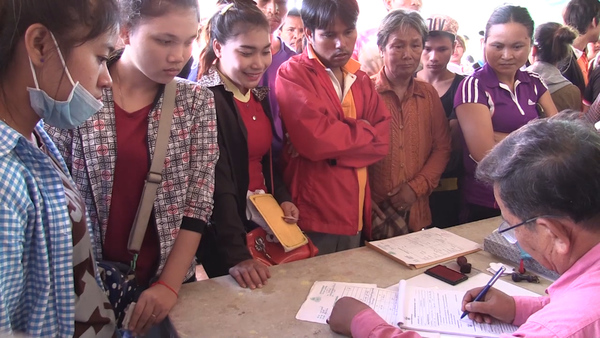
[{"xmin": 151, "ymin": 280, "xmax": 178, "ymax": 298}]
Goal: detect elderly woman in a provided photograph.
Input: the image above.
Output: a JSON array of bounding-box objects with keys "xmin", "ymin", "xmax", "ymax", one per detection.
[{"xmin": 369, "ymin": 9, "xmax": 451, "ymax": 237}]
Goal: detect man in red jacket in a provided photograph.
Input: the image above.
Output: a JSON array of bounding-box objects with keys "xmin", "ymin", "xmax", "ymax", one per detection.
[{"xmin": 275, "ymin": 0, "xmax": 390, "ymax": 255}]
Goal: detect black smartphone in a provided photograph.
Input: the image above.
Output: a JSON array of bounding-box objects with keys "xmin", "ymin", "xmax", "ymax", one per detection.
[{"xmin": 424, "ymin": 264, "xmax": 468, "ymax": 285}]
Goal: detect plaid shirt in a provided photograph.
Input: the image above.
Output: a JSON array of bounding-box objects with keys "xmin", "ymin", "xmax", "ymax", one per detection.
[
  {"xmin": 46, "ymin": 79, "xmax": 218, "ymax": 281},
  {"xmin": 0, "ymin": 122, "xmax": 75, "ymax": 337}
]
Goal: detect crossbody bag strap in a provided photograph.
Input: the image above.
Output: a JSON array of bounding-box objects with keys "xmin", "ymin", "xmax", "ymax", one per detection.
[{"xmin": 127, "ymin": 80, "xmax": 177, "ymax": 257}]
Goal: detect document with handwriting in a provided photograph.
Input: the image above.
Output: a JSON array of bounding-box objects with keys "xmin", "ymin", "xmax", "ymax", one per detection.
[
  {"xmin": 297, "ymin": 277, "xmax": 526, "ymax": 337},
  {"xmin": 366, "ymin": 227, "xmax": 481, "ymax": 269},
  {"xmin": 397, "ymin": 280, "xmax": 520, "ymax": 337},
  {"xmin": 295, "ymin": 281, "xmax": 397, "ymax": 324}
]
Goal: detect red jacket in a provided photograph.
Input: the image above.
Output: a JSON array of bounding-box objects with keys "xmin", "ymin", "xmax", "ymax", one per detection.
[{"xmin": 276, "ymin": 51, "xmax": 390, "ymax": 237}]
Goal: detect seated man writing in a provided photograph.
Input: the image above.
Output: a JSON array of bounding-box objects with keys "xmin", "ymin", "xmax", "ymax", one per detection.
[{"xmin": 328, "ymin": 113, "xmax": 600, "ymax": 337}]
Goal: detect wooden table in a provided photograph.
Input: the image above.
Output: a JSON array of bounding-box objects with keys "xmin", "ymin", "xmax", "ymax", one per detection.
[{"xmin": 170, "ymin": 217, "xmax": 551, "ymax": 337}]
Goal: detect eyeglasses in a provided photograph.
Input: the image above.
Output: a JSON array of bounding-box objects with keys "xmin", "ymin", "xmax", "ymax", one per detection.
[{"xmin": 498, "ymin": 215, "xmax": 559, "ymax": 244}]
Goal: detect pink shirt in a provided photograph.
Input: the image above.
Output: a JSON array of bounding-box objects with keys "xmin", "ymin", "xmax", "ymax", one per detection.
[
  {"xmin": 351, "ymin": 242, "xmax": 600, "ymax": 338},
  {"xmin": 508, "ymin": 242, "xmax": 600, "ymax": 337},
  {"xmin": 351, "ymin": 308, "xmax": 421, "ymax": 338}
]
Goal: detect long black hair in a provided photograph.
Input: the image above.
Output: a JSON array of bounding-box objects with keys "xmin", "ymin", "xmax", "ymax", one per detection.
[
  {"xmin": 119, "ymin": 0, "xmax": 200, "ymax": 30},
  {"xmin": 484, "ymin": 5, "xmax": 534, "ymax": 43},
  {"xmin": 199, "ymin": 1, "xmax": 269, "ymax": 76},
  {"xmin": 0, "ymin": 0, "xmax": 119, "ymax": 80},
  {"xmin": 534, "ymin": 23, "xmax": 577, "ymax": 65}
]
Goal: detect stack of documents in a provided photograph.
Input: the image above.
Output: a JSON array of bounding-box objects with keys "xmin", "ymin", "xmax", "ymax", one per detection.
[
  {"xmin": 296, "ymin": 273, "xmax": 539, "ymax": 337},
  {"xmin": 366, "ymin": 228, "xmax": 481, "ymax": 269}
]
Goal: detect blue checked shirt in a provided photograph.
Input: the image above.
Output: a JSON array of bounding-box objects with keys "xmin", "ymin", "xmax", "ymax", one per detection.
[{"xmin": 0, "ymin": 122, "xmax": 75, "ymax": 337}]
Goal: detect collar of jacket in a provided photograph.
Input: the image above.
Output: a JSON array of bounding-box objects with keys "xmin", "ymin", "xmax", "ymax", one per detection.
[
  {"xmin": 198, "ymin": 66, "xmax": 269, "ymax": 102},
  {"xmin": 306, "ymin": 44, "xmax": 361, "ymax": 75}
]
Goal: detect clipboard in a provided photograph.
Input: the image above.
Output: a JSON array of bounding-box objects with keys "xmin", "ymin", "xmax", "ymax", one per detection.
[
  {"xmin": 365, "ymin": 227, "xmax": 481, "ymax": 269},
  {"xmin": 248, "ymin": 194, "xmax": 308, "ymax": 251}
]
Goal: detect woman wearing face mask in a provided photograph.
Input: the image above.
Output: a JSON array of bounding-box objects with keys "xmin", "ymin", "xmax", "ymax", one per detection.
[
  {"xmin": 0, "ymin": 0, "xmax": 119, "ymax": 337},
  {"xmin": 196, "ymin": 2, "xmax": 299, "ymax": 288},
  {"xmin": 46, "ymin": 0, "xmax": 218, "ymax": 335},
  {"xmin": 454, "ymin": 5, "xmax": 558, "ymax": 223}
]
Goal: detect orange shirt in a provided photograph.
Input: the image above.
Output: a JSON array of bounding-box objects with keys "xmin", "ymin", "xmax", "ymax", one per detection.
[
  {"xmin": 577, "ymin": 52, "xmax": 590, "ymax": 86},
  {"xmin": 370, "ymin": 70, "xmax": 451, "ymax": 231},
  {"xmin": 340, "ymin": 89, "xmax": 367, "ymax": 231}
]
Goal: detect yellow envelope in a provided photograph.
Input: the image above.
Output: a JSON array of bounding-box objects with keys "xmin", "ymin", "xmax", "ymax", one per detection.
[{"xmin": 248, "ymin": 194, "xmax": 308, "ymax": 251}]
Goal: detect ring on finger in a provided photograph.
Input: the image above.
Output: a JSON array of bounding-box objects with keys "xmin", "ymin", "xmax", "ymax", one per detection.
[{"xmin": 151, "ymin": 313, "xmax": 157, "ymax": 321}]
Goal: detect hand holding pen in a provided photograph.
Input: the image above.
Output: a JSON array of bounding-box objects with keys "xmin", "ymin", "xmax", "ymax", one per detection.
[
  {"xmin": 460, "ymin": 266, "xmax": 518, "ymax": 324},
  {"xmin": 461, "ymin": 266, "xmax": 505, "ymax": 319}
]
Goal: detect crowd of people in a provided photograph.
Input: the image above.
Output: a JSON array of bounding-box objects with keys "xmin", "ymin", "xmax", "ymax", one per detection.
[{"xmin": 0, "ymin": 0, "xmax": 600, "ymax": 337}]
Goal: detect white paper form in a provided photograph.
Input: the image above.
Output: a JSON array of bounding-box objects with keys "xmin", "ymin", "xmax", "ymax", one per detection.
[
  {"xmin": 397, "ymin": 282, "xmax": 520, "ymax": 338},
  {"xmin": 399, "ymin": 273, "xmax": 540, "ymax": 298},
  {"xmin": 368, "ymin": 228, "xmax": 481, "ymax": 267},
  {"xmin": 295, "ymin": 281, "xmax": 399, "ymax": 324},
  {"xmin": 297, "ymin": 275, "xmax": 537, "ymax": 337}
]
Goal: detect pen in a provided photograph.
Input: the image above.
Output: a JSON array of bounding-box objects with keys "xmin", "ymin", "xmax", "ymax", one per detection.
[{"xmin": 460, "ymin": 266, "xmax": 506, "ymax": 319}]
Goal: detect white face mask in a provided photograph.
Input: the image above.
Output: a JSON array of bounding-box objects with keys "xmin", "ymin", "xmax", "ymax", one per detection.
[{"xmin": 28, "ymin": 32, "xmax": 103, "ymax": 129}]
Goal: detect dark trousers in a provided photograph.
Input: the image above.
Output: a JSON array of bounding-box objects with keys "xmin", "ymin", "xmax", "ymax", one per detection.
[
  {"xmin": 306, "ymin": 232, "xmax": 361, "ymax": 256},
  {"xmin": 429, "ymin": 190, "xmax": 460, "ymax": 229},
  {"xmin": 460, "ymin": 203, "xmax": 501, "ymax": 224},
  {"xmin": 196, "ymin": 231, "xmax": 231, "ymax": 278}
]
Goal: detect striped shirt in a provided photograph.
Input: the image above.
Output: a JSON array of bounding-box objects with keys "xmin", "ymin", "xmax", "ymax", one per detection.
[
  {"xmin": 454, "ymin": 63, "xmax": 547, "ymax": 208},
  {"xmin": 0, "ymin": 122, "xmax": 75, "ymax": 337}
]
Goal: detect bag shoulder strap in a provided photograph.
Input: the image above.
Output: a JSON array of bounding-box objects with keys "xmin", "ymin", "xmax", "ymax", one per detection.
[{"xmin": 127, "ymin": 80, "xmax": 177, "ymax": 253}]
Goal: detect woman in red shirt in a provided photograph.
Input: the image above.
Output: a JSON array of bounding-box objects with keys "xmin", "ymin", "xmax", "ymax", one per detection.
[
  {"xmin": 196, "ymin": 2, "xmax": 300, "ymax": 290},
  {"xmin": 47, "ymin": 0, "xmax": 217, "ymax": 335}
]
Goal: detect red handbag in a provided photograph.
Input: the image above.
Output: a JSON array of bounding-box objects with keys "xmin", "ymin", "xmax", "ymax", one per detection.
[{"xmin": 246, "ymin": 227, "xmax": 318, "ymax": 266}]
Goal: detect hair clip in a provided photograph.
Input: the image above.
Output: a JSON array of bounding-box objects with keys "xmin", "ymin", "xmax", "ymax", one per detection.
[{"xmin": 220, "ymin": 3, "xmax": 235, "ymax": 15}]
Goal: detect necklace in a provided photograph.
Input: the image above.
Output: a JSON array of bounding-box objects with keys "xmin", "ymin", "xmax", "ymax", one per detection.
[{"xmin": 245, "ymin": 102, "xmax": 257, "ymax": 121}]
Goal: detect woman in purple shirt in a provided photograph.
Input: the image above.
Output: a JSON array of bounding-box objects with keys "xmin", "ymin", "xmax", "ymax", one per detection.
[{"xmin": 453, "ymin": 5, "xmax": 557, "ymax": 223}]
